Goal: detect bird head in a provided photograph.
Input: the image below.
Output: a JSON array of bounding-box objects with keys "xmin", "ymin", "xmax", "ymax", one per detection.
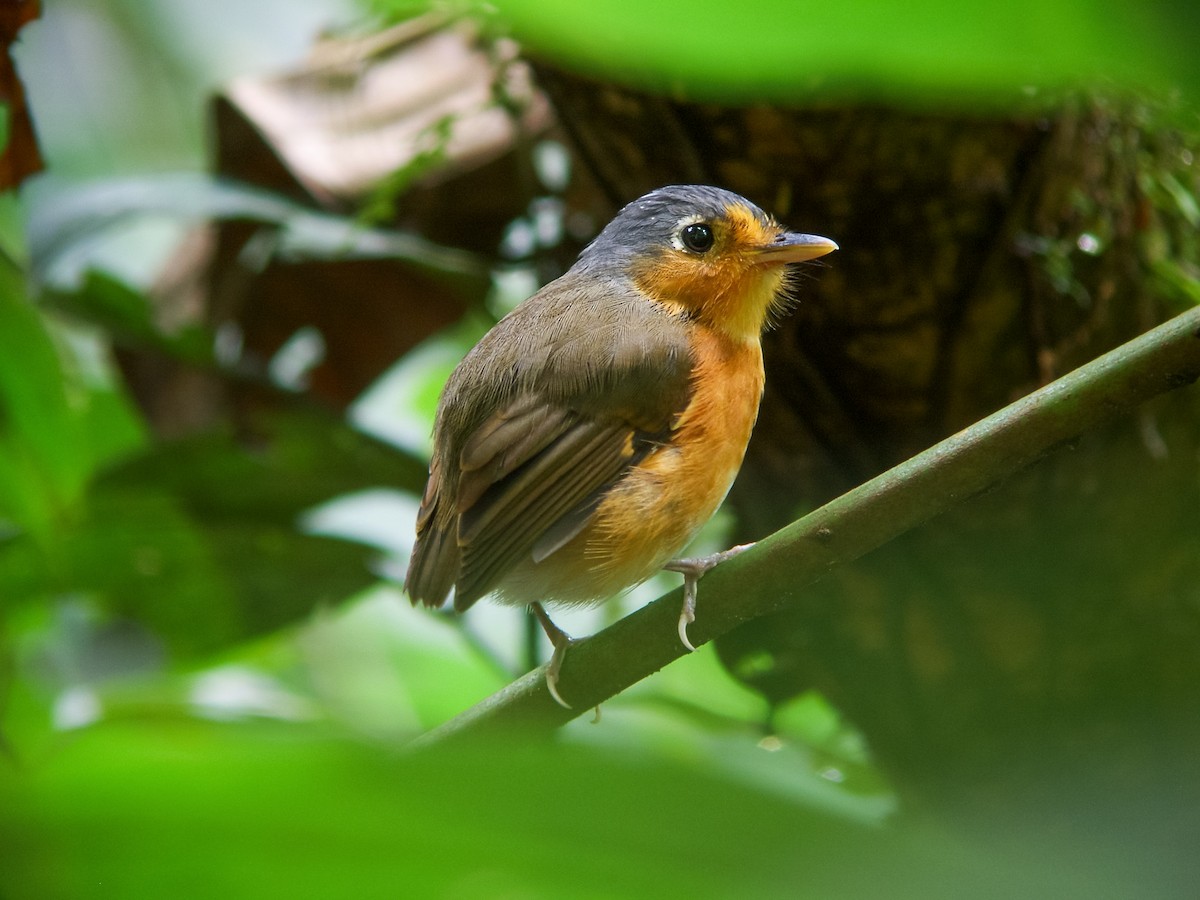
[{"xmin": 577, "ymin": 185, "xmax": 837, "ymax": 344}]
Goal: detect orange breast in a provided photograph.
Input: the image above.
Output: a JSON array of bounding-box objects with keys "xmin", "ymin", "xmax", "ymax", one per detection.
[{"xmin": 494, "ymin": 327, "xmax": 765, "ymax": 607}]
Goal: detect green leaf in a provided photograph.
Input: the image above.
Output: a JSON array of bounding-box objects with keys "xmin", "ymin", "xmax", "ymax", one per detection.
[
  {"xmin": 28, "ymin": 174, "xmax": 483, "ymax": 289},
  {"xmin": 0, "ymin": 410, "xmax": 423, "ymax": 651},
  {"xmin": 481, "ymin": 0, "xmax": 1200, "ymax": 105},
  {"xmin": 198, "ymin": 523, "xmax": 377, "ymax": 641},
  {"xmin": 0, "ymin": 489, "xmax": 379, "ymax": 656},
  {"xmin": 99, "ymin": 411, "xmax": 427, "ymax": 524},
  {"xmin": 0, "ymin": 267, "xmax": 90, "ymax": 538},
  {"xmin": 44, "ymin": 271, "xmax": 215, "ymax": 364},
  {"xmin": 0, "ymin": 718, "xmax": 1151, "ymax": 899}
]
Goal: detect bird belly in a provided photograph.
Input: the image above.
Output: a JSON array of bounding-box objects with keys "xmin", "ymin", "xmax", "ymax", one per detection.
[{"xmin": 493, "ymin": 333, "xmax": 764, "ymax": 608}]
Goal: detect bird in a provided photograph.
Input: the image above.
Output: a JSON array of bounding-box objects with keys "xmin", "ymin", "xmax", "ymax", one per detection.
[{"xmin": 405, "ymin": 184, "xmax": 837, "ymax": 707}]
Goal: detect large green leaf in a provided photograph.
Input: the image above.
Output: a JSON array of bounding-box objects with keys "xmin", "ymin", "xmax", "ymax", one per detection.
[
  {"xmin": 0, "ymin": 410, "xmax": 425, "ymax": 652},
  {"xmin": 483, "ymin": 0, "xmax": 1200, "ymax": 105},
  {"xmin": 98, "ymin": 411, "xmax": 427, "ymax": 524},
  {"xmin": 0, "ymin": 491, "xmax": 377, "ymax": 655},
  {"xmin": 28, "ymin": 174, "xmax": 483, "ymax": 289},
  {"xmin": 0, "ymin": 264, "xmax": 94, "ymax": 540},
  {"xmin": 0, "ymin": 719, "xmax": 1150, "ymax": 899},
  {"xmin": 44, "ymin": 271, "xmax": 215, "ymax": 364}
]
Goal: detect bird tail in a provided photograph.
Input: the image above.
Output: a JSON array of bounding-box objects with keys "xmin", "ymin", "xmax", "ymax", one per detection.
[{"xmin": 405, "ymin": 521, "xmax": 459, "ymax": 610}]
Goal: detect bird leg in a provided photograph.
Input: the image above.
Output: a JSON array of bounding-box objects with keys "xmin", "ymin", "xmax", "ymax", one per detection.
[
  {"xmin": 530, "ymin": 601, "xmax": 576, "ymax": 709},
  {"xmin": 664, "ymin": 543, "xmax": 756, "ymax": 652}
]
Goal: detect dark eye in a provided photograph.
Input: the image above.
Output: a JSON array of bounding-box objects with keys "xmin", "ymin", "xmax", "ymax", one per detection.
[{"xmin": 680, "ymin": 222, "xmax": 714, "ymax": 253}]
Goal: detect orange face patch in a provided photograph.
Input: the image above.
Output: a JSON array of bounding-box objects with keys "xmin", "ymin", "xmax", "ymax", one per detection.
[
  {"xmin": 630, "ymin": 203, "xmax": 792, "ymax": 344},
  {"xmin": 723, "ymin": 203, "xmax": 783, "ymax": 253}
]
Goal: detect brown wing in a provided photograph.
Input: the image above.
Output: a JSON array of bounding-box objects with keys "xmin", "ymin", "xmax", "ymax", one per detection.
[
  {"xmin": 455, "ymin": 405, "xmax": 656, "ymax": 608},
  {"xmin": 405, "ymin": 273, "xmax": 694, "ymax": 612}
]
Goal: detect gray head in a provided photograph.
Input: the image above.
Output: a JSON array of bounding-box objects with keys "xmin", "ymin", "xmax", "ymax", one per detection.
[{"xmin": 575, "ymin": 185, "xmax": 780, "ymax": 273}]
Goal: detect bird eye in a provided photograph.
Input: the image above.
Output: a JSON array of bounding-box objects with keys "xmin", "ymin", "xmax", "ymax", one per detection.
[{"xmin": 680, "ymin": 222, "xmax": 714, "ymax": 253}]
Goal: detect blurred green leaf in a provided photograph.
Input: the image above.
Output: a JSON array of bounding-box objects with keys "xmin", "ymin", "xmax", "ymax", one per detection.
[
  {"xmin": 71, "ymin": 382, "xmax": 146, "ymax": 477},
  {"xmin": 1151, "ymin": 258, "xmax": 1200, "ymax": 309},
  {"xmin": 100, "ymin": 411, "xmax": 427, "ymax": 523},
  {"xmin": 0, "ymin": 489, "xmax": 376, "ymax": 655},
  {"xmin": 28, "ymin": 174, "xmax": 484, "ymax": 289},
  {"xmin": 198, "ymin": 524, "xmax": 377, "ymax": 642},
  {"xmin": 44, "ymin": 271, "xmax": 214, "ymax": 364},
  {"xmin": 297, "ymin": 590, "xmax": 512, "ymax": 734},
  {"xmin": 1, "ymin": 410, "xmax": 425, "ymax": 652},
  {"xmin": 0, "ymin": 492, "xmax": 227, "ymax": 639},
  {"xmin": 0, "ymin": 718, "xmax": 1154, "ymax": 899},
  {"xmin": 0, "ymin": 266, "xmax": 90, "ymax": 539},
  {"xmin": 480, "ymin": 0, "xmax": 1200, "ymax": 105}
]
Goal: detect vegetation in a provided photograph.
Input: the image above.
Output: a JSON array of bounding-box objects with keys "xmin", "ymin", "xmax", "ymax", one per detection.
[{"xmin": 1, "ymin": 0, "xmax": 1198, "ymax": 896}]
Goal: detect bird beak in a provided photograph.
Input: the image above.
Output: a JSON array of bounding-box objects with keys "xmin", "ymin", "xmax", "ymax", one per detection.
[{"xmin": 754, "ymin": 232, "xmax": 839, "ymax": 264}]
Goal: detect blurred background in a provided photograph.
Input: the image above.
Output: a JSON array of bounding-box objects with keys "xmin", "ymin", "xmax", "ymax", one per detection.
[{"xmin": 1, "ymin": 0, "xmax": 1199, "ymax": 896}]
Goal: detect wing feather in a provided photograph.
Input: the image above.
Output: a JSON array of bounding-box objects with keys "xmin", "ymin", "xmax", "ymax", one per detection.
[
  {"xmin": 404, "ymin": 273, "xmax": 694, "ymax": 611},
  {"xmin": 455, "ymin": 419, "xmax": 634, "ymax": 608}
]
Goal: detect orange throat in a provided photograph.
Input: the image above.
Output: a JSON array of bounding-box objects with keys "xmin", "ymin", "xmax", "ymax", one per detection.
[{"xmin": 631, "ymin": 204, "xmax": 793, "ymax": 344}]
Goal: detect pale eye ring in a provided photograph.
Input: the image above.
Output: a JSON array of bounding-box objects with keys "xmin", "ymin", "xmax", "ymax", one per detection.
[{"xmin": 680, "ymin": 222, "xmax": 714, "ymax": 253}]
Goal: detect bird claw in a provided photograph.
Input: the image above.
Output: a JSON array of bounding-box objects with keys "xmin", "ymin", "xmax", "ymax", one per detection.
[
  {"xmin": 666, "ymin": 543, "xmax": 756, "ymax": 652},
  {"xmin": 545, "ymin": 647, "xmax": 573, "ymax": 709},
  {"xmin": 532, "ymin": 601, "xmax": 575, "ymax": 709},
  {"xmin": 677, "ymin": 577, "xmax": 698, "ymax": 652},
  {"xmin": 533, "ymin": 542, "xmax": 757, "ymax": 704},
  {"xmin": 677, "ymin": 610, "xmax": 697, "ymax": 653}
]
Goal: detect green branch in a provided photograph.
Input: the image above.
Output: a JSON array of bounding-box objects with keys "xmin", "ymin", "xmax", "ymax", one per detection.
[{"xmin": 412, "ymin": 305, "xmax": 1200, "ymax": 747}]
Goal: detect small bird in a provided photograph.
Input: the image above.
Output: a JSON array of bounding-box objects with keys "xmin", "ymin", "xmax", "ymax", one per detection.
[{"xmin": 406, "ymin": 185, "xmax": 837, "ymax": 706}]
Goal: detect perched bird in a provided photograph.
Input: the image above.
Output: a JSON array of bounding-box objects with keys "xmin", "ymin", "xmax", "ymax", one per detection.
[{"xmin": 406, "ymin": 185, "xmax": 837, "ymax": 706}]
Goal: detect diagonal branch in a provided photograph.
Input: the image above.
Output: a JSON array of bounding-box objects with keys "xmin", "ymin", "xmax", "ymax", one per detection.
[{"xmin": 412, "ymin": 304, "xmax": 1200, "ymax": 747}]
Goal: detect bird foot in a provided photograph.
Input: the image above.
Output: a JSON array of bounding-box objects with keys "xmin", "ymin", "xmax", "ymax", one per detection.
[
  {"xmin": 664, "ymin": 543, "xmax": 756, "ymax": 652},
  {"xmin": 531, "ymin": 601, "xmax": 576, "ymax": 709}
]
